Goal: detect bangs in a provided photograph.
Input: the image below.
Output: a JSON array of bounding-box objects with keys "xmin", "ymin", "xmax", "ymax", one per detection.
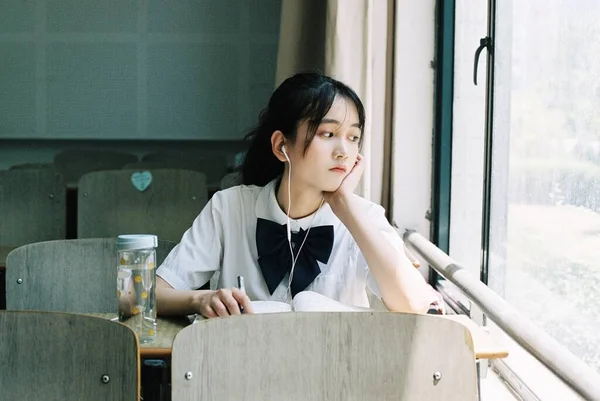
[{"xmin": 296, "ymin": 83, "xmax": 366, "ymax": 154}]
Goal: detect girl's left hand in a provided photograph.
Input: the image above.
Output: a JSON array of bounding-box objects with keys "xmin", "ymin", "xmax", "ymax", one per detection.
[{"xmin": 323, "ymin": 154, "xmax": 365, "ymax": 203}]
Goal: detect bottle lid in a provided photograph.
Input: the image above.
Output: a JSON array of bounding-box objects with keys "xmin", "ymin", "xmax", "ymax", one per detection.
[{"xmin": 116, "ymin": 234, "xmax": 158, "ymax": 251}]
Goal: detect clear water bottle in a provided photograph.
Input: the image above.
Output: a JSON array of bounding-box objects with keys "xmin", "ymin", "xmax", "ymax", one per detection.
[{"xmin": 116, "ymin": 234, "xmax": 158, "ymax": 344}]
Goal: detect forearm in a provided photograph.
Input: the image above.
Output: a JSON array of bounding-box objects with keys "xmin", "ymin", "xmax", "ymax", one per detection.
[
  {"xmin": 156, "ymin": 276, "xmax": 212, "ymax": 316},
  {"xmin": 330, "ymin": 196, "xmax": 432, "ymax": 314}
]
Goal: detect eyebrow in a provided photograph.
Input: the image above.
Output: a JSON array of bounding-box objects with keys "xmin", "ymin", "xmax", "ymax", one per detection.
[{"xmin": 320, "ymin": 118, "xmax": 361, "ymax": 128}]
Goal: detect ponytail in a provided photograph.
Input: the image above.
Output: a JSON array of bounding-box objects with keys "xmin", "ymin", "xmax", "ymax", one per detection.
[{"xmin": 241, "ymin": 109, "xmax": 283, "ymax": 186}]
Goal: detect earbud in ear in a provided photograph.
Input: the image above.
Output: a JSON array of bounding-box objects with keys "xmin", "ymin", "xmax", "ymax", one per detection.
[{"xmin": 281, "ymin": 145, "xmax": 290, "ymax": 163}]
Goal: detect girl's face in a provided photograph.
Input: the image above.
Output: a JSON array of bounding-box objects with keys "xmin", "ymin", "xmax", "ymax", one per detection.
[{"xmin": 286, "ymin": 96, "xmax": 362, "ymax": 193}]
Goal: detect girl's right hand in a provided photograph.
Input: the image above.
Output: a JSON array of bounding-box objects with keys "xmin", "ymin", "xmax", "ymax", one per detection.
[{"xmin": 194, "ymin": 288, "xmax": 254, "ymax": 318}]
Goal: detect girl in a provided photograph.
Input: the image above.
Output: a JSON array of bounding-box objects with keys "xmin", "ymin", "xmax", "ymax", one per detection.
[{"xmin": 156, "ymin": 72, "xmax": 435, "ymax": 318}]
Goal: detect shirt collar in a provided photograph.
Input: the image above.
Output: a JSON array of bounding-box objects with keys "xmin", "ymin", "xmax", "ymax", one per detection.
[{"xmin": 255, "ymin": 178, "xmax": 338, "ymax": 230}]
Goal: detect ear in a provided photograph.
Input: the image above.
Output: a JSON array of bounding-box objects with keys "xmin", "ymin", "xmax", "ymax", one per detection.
[{"xmin": 270, "ymin": 130, "xmax": 287, "ymax": 162}]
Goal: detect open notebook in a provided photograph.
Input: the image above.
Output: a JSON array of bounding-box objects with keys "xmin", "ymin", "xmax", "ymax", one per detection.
[{"xmin": 193, "ymin": 291, "xmax": 373, "ymax": 323}]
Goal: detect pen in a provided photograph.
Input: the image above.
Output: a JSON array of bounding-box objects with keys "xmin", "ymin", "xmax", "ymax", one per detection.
[{"xmin": 237, "ymin": 275, "xmax": 246, "ymax": 314}]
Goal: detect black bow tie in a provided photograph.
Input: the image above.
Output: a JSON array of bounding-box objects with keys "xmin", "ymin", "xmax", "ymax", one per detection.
[{"xmin": 256, "ymin": 218, "xmax": 334, "ymax": 297}]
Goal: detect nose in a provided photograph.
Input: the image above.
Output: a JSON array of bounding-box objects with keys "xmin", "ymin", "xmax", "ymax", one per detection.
[{"xmin": 334, "ymin": 140, "xmax": 348, "ymax": 160}]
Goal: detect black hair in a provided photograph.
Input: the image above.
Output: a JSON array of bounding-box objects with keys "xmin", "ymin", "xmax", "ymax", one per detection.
[{"xmin": 240, "ymin": 72, "xmax": 366, "ymax": 186}]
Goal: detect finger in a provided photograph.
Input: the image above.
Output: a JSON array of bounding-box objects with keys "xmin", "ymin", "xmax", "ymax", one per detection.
[
  {"xmin": 216, "ymin": 288, "xmax": 242, "ymax": 315},
  {"xmin": 201, "ymin": 304, "xmax": 218, "ymax": 319},
  {"xmin": 355, "ymin": 154, "xmax": 365, "ymax": 171},
  {"xmin": 231, "ymin": 288, "xmax": 254, "ymax": 314},
  {"xmin": 210, "ymin": 298, "xmax": 230, "ymax": 317},
  {"xmin": 221, "ymin": 292, "xmax": 242, "ymax": 315}
]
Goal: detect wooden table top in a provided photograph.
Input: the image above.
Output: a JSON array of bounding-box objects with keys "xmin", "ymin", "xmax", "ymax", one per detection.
[
  {"xmin": 88, "ymin": 312, "xmax": 508, "ymax": 360},
  {"xmin": 441, "ymin": 314, "xmax": 509, "ymax": 360},
  {"xmin": 87, "ymin": 313, "xmax": 189, "ymax": 358}
]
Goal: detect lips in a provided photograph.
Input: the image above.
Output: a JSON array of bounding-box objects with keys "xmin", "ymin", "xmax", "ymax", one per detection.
[{"xmin": 330, "ymin": 166, "xmax": 347, "ymax": 173}]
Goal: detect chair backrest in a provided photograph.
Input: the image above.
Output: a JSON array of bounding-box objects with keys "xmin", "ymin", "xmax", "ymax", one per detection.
[
  {"xmin": 0, "ymin": 169, "xmax": 66, "ymax": 248},
  {"xmin": 0, "ymin": 310, "xmax": 139, "ymax": 401},
  {"xmin": 77, "ymin": 169, "xmax": 207, "ymax": 241},
  {"xmin": 9, "ymin": 162, "xmax": 56, "ymax": 170},
  {"xmin": 121, "ymin": 161, "xmax": 176, "ymax": 170},
  {"xmin": 54, "ymin": 149, "xmax": 138, "ymax": 185},
  {"xmin": 5, "ymin": 238, "xmax": 175, "ymax": 312},
  {"xmin": 220, "ymin": 171, "xmax": 241, "ymax": 189},
  {"xmin": 171, "ymin": 312, "xmax": 478, "ymax": 401},
  {"xmin": 141, "ymin": 151, "xmax": 227, "ymax": 185}
]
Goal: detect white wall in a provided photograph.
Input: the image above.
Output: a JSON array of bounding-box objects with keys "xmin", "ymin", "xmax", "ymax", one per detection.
[{"xmin": 391, "ymin": 1, "xmax": 436, "ymax": 246}]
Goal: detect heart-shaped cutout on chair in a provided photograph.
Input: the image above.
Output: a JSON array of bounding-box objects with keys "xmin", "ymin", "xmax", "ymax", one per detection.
[{"xmin": 131, "ymin": 171, "xmax": 153, "ymax": 192}]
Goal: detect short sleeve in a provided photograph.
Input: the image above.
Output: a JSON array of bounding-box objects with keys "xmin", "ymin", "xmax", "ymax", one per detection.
[
  {"xmin": 156, "ymin": 193, "xmax": 224, "ymax": 290},
  {"xmin": 355, "ymin": 203, "xmax": 408, "ymax": 298}
]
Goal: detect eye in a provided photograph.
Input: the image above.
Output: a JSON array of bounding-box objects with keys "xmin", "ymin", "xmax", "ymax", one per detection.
[
  {"xmin": 349, "ymin": 135, "xmax": 361, "ymax": 143},
  {"xmin": 321, "ymin": 132, "xmax": 334, "ymax": 138}
]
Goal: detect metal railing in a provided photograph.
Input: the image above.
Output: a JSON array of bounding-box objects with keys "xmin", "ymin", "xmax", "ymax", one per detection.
[{"xmin": 403, "ymin": 230, "xmax": 600, "ymax": 401}]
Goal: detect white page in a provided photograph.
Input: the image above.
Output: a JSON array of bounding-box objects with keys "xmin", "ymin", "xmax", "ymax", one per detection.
[{"xmin": 291, "ymin": 291, "xmax": 373, "ymax": 312}]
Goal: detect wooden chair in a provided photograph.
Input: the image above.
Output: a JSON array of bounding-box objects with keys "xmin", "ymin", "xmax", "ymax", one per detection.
[
  {"xmin": 9, "ymin": 162, "xmax": 56, "ymax": 170},
  {"xmin": 0, "ymin": 169, "xmax": 66, "ymax": 258},
  {"xmin": 171, "ymin": 312, "xmax": 478, "ymax": 401},
  {"xmin": 141, "ymin": 151, "xmax": 227, "ymax": 186},
  {"xmin": 53, "ymin": 149, "xmax": 138, "ymax": 186},
  {"xmin": 5, "ymin": 238, "xmax": 175, "ymax": 312},
  {"xmin": 77, "ymin": 169, "xmax": 207, "ymax": 242},
  {"xmin": 0, "ymin": 310, "xmax": 139, "ymax": 401},
  {"xmin": 121, "ymin": 161, "xmax": 177, "ymax": 170}
]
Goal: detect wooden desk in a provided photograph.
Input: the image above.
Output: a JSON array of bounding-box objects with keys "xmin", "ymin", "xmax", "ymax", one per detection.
[
  {"xmin": 0, "ymin": 246, "xmax": 17, "ymax": 267},
  {"xmin": 89, "ymin": 312, "xmax": 508, "ymax": 361},
  {"xmin": 0, "ymin": 246, "xmax": 17, "ymax": 310},
  {"xmin": 87, "ymin": 313, "xmax": 189, "ymax": 358},
  {"xmin": 441, "ymin": 314, "xmax": 509, "ymax": 359}
]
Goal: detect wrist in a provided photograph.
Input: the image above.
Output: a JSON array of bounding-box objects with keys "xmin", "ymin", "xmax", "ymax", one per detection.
[
  {"xmin": 190, "ymin": 290, "xmax": 213, "ymax": 313},
  {"xmin": 328, "ymin": 193, "xmax": 358, "ymax": 220}
]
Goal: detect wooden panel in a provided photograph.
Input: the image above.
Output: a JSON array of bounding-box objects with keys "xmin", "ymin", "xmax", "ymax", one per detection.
[
  {"xmin": 78, "ymin": 169, "xmax": 207, "ymax": 242},
  {"xmin": 171, "ymin": 312, "xmax": 479, "ymax": 401},
  {"xmin": 6, "ymin": 238, "xmax": 174, "ymax": 313},
  {"xmin": 0, "ymin": 310, "xmax": 139, "ymax": 401},
  {"xmin": 0, "ymin": 169, "xmax": 66, "ymax": 246}
]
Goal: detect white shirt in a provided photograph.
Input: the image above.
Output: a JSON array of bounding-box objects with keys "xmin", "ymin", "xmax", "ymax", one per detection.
[{"xmin": 157, "ymin": 179, "xmax": 406, "ymax": 308}]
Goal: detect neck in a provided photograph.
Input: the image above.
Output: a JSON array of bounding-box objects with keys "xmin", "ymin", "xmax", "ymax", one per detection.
[{"xmin": 276, "ymin": 175, "xmax": 323, "ymax": 220}]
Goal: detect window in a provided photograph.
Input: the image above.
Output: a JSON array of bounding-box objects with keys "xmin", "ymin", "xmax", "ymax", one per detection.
[
  {"xmin": 488, "ymin": 0, "xmax": 600, "ymax": 374},
  {"xmin": 448, "ymin": 0, "xmax": 488, "ymax": 314},
  {"xmin": 448, "ymin": 2, "xmax": 600, "ymax": 397}
]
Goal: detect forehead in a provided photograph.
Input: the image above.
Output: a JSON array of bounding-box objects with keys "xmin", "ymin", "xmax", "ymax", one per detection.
[{"xmin": 322, "ymin": 96, "xmax": 359, "ymax": 125}]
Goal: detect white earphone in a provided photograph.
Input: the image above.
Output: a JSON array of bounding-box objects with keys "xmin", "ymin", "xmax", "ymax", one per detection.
[
  {"xmin": 279, "ymin": 142, "xmax": 325, "ymax": 301},
  {"xmin": 281, "ymin": 145, "xmax": 290, "ymax": 163},
  {"xmin": 281, "ymin": 145, "xmax": 292, "ymax": 242}
]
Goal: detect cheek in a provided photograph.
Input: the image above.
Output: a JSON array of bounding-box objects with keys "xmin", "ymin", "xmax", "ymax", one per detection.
[
  {"xmin": 303, "ymin": 141, "xmax": 329, "ymax": 162},
  {"xmin": 348, "ymin": 147, "xmax": 359, "ymax": 161}
]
